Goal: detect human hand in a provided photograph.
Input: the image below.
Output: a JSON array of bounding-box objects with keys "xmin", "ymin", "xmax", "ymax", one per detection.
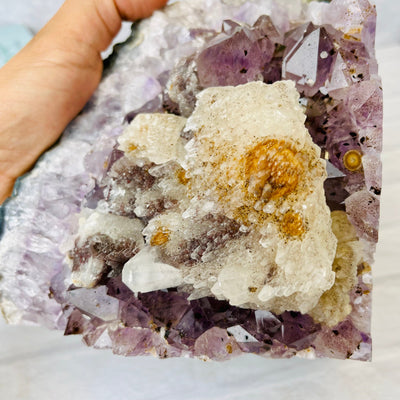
[{"xmin": 0, "ymin": 0, "xmax": 167, "ymax": 203}]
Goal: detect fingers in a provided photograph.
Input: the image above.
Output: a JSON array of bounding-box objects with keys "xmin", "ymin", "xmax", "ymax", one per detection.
[
  {"xmin": 42, "ymin": 0, "xmax": 121, "ymax": 55},
  {"xmin": 0, "ymin": 0, "xmax": 167, "ymax": 203},
  {"xmin": 0, "ymin": 175, "xmax": 16, "ymax": 204},
  {"xmin": 115, "ymin": 0, "xmax": 168, "ymax": 21},
  {"xmin": 38, "ymin": 0, "xmax": 168, "ymax": 60}
]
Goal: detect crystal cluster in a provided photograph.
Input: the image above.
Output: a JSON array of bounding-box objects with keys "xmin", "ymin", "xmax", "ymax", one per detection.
[
  {"xmin": 87, "ymin": 80, "xmax": 337, "ymax": 315},
  {"xmin": 0, "ymin": 0, "xmax": 381, "ymax": 361}
]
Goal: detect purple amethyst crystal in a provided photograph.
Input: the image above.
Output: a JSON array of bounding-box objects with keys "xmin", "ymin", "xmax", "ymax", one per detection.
[
  {"xmin": 283, "ymin": 23, "xmax": 335, "ymax": 97},
  {"xmin": 0, "ymin": 0, "xmax": 380, "ymax": 362},
  {"xmin": 196, "ymin": 19, "xmax": 276, "ymax": 87}
]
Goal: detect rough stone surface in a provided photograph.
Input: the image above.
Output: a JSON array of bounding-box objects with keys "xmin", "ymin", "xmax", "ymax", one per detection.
[{"xmin": 0, "ymin": 0, "xmax": 380, "ymax": 362}]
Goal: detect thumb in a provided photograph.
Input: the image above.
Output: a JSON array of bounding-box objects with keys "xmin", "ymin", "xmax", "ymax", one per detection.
[
  {"xmin": 0, "ymin": 0, "xmax": 167, "ymax": 202},
  {"xmin": 40, "ymin": 0, "xmax": 169, "ymax": 53}
]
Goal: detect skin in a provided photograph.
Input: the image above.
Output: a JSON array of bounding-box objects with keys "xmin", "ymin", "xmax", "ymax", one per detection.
[{"xmin": 0, "ymin": 0, "xmax": 168, "ymax": 203}]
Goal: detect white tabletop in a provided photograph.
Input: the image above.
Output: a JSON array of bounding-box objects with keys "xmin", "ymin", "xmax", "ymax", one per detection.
[{"xmin": 0, "ymin": 1, "xmax": 399, "ymax": 399}]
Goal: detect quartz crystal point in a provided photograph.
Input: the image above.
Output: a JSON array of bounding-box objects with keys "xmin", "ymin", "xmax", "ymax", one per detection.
[{"xmin": 0, "ymin": 0, "xmax": 380, "ymax": 362}]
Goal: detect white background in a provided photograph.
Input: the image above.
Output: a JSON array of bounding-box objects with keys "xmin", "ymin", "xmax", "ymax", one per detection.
[{"xmin": 0, "ymin": 1, "xmax": 399, "ymax": 399}]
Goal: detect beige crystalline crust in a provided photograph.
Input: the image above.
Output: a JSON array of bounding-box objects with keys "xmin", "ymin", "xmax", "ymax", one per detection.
[
  {"xmin": 114, "ymin": 80, "xmax": 338, "ymax": 314},
  {"xmin": 309, "ymin": 211, "xmax": 362, "ymax": 327},
  {"xmin": 119, "ymin": 114, "xmax": 187, "ymax": 164}
]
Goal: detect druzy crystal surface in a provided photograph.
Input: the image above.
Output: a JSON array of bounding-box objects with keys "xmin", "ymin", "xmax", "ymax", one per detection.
[
  {"xmin": 0, "ymin": 0, "xmax": 381, "ymax": 361},
  {"xmin": 113, "ymin": 81, "xmax": 338, "ymax": 314}
]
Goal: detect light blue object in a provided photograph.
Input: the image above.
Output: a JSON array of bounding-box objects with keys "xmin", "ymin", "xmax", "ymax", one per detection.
[{"xmin": 0, "ymin": 24, "xmax": 33, "ymax": 67}]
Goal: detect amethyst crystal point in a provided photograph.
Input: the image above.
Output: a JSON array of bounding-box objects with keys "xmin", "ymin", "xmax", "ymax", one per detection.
[
  {"xmin": 282, "ymin": 23, "xmax": 335, "ymax": 96},
  {"xmin": 64, "ymin": 309, "xmax": 89, "ymax": 336},
  {"xmin": 0, "ymin": 0, "xmax": 380, "ymax": 362},
  {"xmin": 194, "ymin": 327, "xmax": 242, "ymax": 361},
  {"xmin": 196, "ymin": 21, "xmax": 276, "ymax": 87}
]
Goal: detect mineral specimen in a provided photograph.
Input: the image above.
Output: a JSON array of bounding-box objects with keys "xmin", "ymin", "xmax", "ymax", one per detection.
[
  {"xmin": 107, "ymin": 81, "xmax": 337, "ymax": 315},
  {"xmin": 0, "ymin": 0, "xmax": 381, "ymax": 362}
]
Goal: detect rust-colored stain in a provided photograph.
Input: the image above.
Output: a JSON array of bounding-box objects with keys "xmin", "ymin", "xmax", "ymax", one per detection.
[
  {"xmin": 128, "ymin": 144, "xmax": 137, "ymax": 152},
  {"xmin": 232, "ymin": 205, "xmax": 257, "ymax": 225},
  {"xmin": 244, "ymin": 139, "xmax": 303, "ymax": 201},
  {"xmin": 190, "ymin": 138, "xmax": 308, "ymax": 229},
  {"xmin": 358, "ymin": 262, "xmax": 372, "ymax": 276},
  {"xmin": 280, "ymin": 211, "xmax": 306, "ymax": 237},
  {"xmin": 343, "ymin": 26, "xmax": 362, "ymax": 41},
  {"xmin": 150, "ymin": 228, "xmax": 171, "ymax": 246},
  {"xmin": 343, "ymin": 149, "xmax": 362, "ymax": 172},
  {"xmin": 176, "ymin": 168, "xmax": 190, "ymax": 185}
]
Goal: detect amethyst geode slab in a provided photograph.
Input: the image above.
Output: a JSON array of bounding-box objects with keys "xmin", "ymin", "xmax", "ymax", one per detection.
[{"xmin": 0, "ymin": 0, "xmax": 381, "ymax": 361}]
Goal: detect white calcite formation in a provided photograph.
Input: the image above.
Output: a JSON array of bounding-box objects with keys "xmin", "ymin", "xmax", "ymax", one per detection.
[
  {"xmin": 119, "ymin": 114, "xmax": 187, "ymax": 165},
  {"xmin": 122, "ymin": 247, "xmax": 183, "ymax": 293},
  {"xmin": 70, "ymin": 211, "xmax": 144, "ymax": 288},
  {"xmin": 108, "ymin": 80, "xmax": 337, "ymax": 314}
]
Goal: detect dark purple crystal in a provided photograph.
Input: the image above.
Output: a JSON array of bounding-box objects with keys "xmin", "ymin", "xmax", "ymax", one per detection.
[{"xmin": 197, "ymin": 22, "xmax": 275, "ymax": 87}]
